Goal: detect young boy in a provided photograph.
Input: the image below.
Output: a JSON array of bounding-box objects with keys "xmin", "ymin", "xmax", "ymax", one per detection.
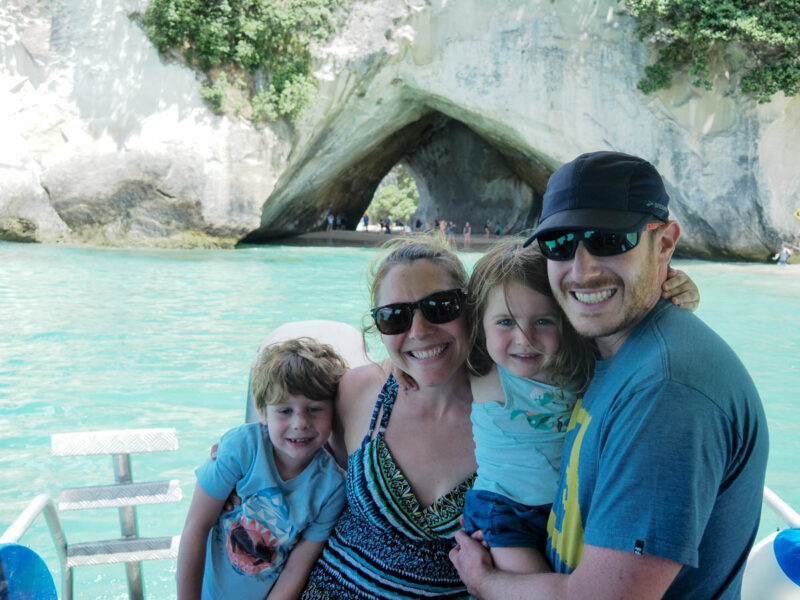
[{"xmin": 177, "ymin": 338, "xmax": 348, "ymax": 600}]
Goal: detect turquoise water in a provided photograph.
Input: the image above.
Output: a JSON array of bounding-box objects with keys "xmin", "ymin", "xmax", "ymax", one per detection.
[{"xmin": 0, "ymin": 241, "xmax": 798, "ymax": 599}]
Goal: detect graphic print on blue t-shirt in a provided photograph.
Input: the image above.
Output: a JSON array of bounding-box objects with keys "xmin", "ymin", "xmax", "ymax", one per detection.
[
  {"xmin": 218, "ymin": 486, "xmax": 295, "ymax": 577},
  {"xmin": 546, "ymin": 398, "xmax": 589, "ymax": 572},
  {"xmin": 509, "ymin": 388, "xmax": 567, "ymax": 431}
]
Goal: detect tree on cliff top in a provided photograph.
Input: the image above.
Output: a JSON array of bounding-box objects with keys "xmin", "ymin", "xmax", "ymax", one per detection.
[
  {"xmin": 624, "ymin": 0, "xmax": 800, "ymax": 103},
  {"xmin": 143, "ymin": 0, "xmax": 346, "ymax": 122}
]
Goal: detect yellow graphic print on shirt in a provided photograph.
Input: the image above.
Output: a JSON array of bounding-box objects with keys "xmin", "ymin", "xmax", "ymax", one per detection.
[{"xmin": 547, "ymin": 398, "xmax": 591, "ymax": 571}]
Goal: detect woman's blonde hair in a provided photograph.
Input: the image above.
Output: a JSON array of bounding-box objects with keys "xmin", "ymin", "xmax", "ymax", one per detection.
[
  {"xmin": 251, "ymin": 337, "xmax": 348, "ymax": 417},
  {"xmin": 466, "ymin": 239, "xmax": 594, "ymax": 392},
  {"xmin": 363, "ymin": 234, "xmax": 468, "ymax": 337}
]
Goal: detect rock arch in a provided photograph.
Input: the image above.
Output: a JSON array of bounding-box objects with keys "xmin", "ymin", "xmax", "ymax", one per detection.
[{"xmin": 241, "ymin": 112, "xmax": 550, "ymax": 243}]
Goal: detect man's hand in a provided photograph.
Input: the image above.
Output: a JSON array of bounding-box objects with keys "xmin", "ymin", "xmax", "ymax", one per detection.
[
  {"xmin": 662, "ymin": 267, "xmax": 700, "ymax": 311},
  {"xmin": 449, "ymin": 529, "xmax": 495, "ymax": 597}
]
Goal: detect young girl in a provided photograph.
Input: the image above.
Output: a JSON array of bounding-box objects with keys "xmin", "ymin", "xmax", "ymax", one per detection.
[{"xmin": 461, "ymin": 240, "xmax": 594, "ymax": 574}]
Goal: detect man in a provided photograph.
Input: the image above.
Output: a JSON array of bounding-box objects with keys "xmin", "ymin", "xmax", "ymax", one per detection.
[{"xmin": 450, "ymin": 151, "xmax": 769, "ymax": 599}]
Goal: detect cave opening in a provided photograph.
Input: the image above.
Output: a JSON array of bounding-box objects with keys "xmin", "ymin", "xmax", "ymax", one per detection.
[{"xmin": 240, "ymin": 111, "xmax": 554, "ymax": 244}]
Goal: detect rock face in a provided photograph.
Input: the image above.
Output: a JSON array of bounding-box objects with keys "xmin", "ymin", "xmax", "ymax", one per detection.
[{"xmin": 1, "ymin": 0, "xmax": 798, "ymax": 258}]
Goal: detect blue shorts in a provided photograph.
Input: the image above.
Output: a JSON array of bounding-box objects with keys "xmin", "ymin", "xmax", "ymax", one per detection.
[{"xmin": 462, "ymin": 489, "xmax": 550, "ymax": 550}]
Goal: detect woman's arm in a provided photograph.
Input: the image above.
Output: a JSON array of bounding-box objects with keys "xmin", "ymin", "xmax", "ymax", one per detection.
[
  {"xmin": 266, "ymin": 537, "xmax": 326, "ymax": 600},
  {"xmin": 176, "ymin": 484, "xmax": 225, "ymax": 600},
  {"xmin": 661, "ymin": 267, "xmax": 700, "ymax": 311},
  {"xmin": 331, "ymin": 363, "xmax": 387, "ymax": 464}
]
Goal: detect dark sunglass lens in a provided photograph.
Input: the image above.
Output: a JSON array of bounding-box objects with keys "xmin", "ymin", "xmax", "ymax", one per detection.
[
  {"xmin": 586, "ymin": 231, "xmax": 640, "ymax": 256},
  {"xmin": 538, "ymin": 232, "xmax": 576, "ymax": 261},
  {"xmin": 421, "ymin": 292, "xmax": 462, "ymax": 324},
  {"xmin": 373, "ymin": 306, "xmax": 411, "ymax": 335}
]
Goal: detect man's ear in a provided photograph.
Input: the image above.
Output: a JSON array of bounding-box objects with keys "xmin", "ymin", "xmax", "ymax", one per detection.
[{"xmin": 659, "ymin": 221, "xmax": 681, "ymax": 263}]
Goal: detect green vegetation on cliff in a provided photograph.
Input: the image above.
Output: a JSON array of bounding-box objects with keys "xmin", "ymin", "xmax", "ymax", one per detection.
[
  {"xmin": 143, "ymin": 0, "xmax": 346, "ymax": 121},
  {"xmin": 624, "ymin": 0, "xmax": 800, "ymax": 102},
  {"xmin": 367, "ymin": 165, "xmax": 420, "ymax": 225}
]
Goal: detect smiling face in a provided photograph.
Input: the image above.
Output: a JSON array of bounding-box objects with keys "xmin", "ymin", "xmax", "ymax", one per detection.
[
  {"xmin": 482, "ymin": 281, "xmax": 561, "ymax": 383},
  {"xmin": 376, "ymin": 259, "xmax": 469, "ymax": 388},
  {"xmin": 264, "ymin": 393, "xmax": 333, "ymax": 480},
  {"xmin": 547, "ymin": 224, "xmax": 678, "ymax": 359}
]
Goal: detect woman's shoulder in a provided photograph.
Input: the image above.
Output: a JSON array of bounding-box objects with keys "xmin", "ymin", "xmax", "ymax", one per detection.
[
  {"xmin": 337, "ymin": 363, "xmax": 389, "ymax": 416},
  {"xmin": 341, "ymin": 362, "xmax": 388, "ymax": 391}
]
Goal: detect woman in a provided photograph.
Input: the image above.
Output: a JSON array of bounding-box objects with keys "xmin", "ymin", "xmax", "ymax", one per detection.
[{"xmin": 301, "ymin": 237, "xmax": 477, "ymax": 598}]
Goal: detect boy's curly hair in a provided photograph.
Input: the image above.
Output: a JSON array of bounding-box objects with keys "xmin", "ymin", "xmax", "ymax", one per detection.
[{"xmin": 251, "ymin": 337, "xmax": 348, "ymax": 417}]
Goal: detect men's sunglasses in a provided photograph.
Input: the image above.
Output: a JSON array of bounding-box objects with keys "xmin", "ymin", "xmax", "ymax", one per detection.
[
  {"xmin": 537, "ymin": 223, "xmax": 664, "ymax": 261},
  {"xmin": 370, "ymin": 289, "xmax": 466, "ymax": 335}
]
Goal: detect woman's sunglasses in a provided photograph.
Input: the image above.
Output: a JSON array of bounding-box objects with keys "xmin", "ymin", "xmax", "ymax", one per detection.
[
  {"xmin": 537, "ymin": 223, "xmax": 663, "ymax": 261},
  {"xmin": 370, "ymin": 289, "xmax": 466, "ymax": 335}
]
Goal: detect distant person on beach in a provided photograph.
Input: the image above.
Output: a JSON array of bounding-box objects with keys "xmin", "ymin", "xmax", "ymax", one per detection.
[
  {"xmin": 450, "ymin": 151, "xmax": 768, "ymax": 600},
  {"xmin": 415, "ymin": 218, "xmax": 422, "ymax": 231},
  {"xmin": 447, "ymin": 221, "xmax": 457, "ymax": 247},
  {"xmin": 326, "ymin": 214, "xmax": 334, "ymax": 232},
  {"xmin": 363, "ymin": 214, "xmax": 369, "ymax": 231},
  {"xmin": 773, "ymin": 242, "xmax": 793, "ymax": 265},
  {"xmin": 494, "ymin": 221, "xmax": 503, "ymax": 237},
  {"xmin": 463, "ymin": 221, "xmax": 471, "ymax": 250},
  {"xmin": 485, "ymin": 220, "xmax": 492, "ymax": 238},
  {"xmin": 178, "ymin": 338, "xmax": 347, "ymax": 600}
]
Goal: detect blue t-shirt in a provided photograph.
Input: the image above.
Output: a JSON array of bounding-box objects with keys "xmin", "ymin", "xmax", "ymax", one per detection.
[
  {"xmin": 472, "ymin": 366, "xmax": 576, "ymax": 505},
  {"xmin": 196, "ymin": 423, "xmax": 346, "ymax": 599},
  {"xmin": 546, "ymin": 300, "xmax": 768, "ymax": 599}
]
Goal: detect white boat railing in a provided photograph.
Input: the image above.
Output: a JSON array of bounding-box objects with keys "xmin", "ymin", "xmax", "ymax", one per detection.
[
  {"xmin": 3, "ymin": 481, "xmax": 797, "ymax": 598},
  {"xmin": 763, "ymin": 485, "xmax": 800, "ymax": 528},
  {"xmin": 1, "ymin": 428, "xmax": 182, "ymax": 600},
  {"xmin": 0, "ymin": 493, "xmax": 70, "ymax": 595}
]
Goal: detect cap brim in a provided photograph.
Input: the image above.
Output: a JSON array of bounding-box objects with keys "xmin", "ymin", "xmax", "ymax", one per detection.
[{"xmin": 523, "ymin": 209, "xmax": 655, "ymax": 248}]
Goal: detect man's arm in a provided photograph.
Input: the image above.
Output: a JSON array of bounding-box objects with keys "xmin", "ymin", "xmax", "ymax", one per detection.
[
  {"xmin": 450, "ymin": 530, "xmax": 681, "ymax": 600},
  {"xmin": 267, "ymin": 537, "xmax": 326, "ymax": 600},
  {"xmin": 176, "ymin": 484, "xmax": 225, "ymax": 600}
]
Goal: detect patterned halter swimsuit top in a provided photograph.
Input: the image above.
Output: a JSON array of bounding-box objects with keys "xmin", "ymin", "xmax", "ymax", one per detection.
[{"xmin": 301, "ymin": 374, "xmax": 475, "ymax": 599}]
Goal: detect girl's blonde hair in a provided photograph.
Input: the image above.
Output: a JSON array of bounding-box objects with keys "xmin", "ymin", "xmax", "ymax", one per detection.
[
  {"xmin": 363, "ymin": 234, "xmax": 468, "ymax": 337},
  {"xmin": 467, "ymin": 239, "xmax": 594, "ymax": 392},
  {"xmin": 251, "ymin": 337, "xmax": 348, "ymax": 417}
]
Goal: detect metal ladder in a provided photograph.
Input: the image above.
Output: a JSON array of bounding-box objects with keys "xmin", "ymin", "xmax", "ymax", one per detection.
[{"xmin": 1, "ymin": 428, "xmax": 183, "ymax": 600}]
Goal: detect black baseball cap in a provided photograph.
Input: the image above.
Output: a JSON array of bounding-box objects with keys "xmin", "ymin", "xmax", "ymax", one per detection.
[{"xmin": 523, "ymin": 151, "xmax": 669, "ymax": 247}]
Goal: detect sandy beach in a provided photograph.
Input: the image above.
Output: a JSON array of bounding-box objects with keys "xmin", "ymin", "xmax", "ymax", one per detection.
[{"xmin": 259, "ymin": 228, "xmax": 508, "ymax": 252}]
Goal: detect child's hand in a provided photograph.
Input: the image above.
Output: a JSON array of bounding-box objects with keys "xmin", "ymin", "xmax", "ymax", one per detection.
[
  {"xmin": 223, "ymin": 492, "xmax": 241, "ymax": 512},
  {"xmin": 662, "ymin": 267, "xmax": 700, "ymax": 312}
]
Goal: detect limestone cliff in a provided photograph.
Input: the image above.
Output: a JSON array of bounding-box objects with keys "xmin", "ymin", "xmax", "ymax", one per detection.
[{"xmin": 1, "ymin": 0, "xmax": 798, "ymax": 259}]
